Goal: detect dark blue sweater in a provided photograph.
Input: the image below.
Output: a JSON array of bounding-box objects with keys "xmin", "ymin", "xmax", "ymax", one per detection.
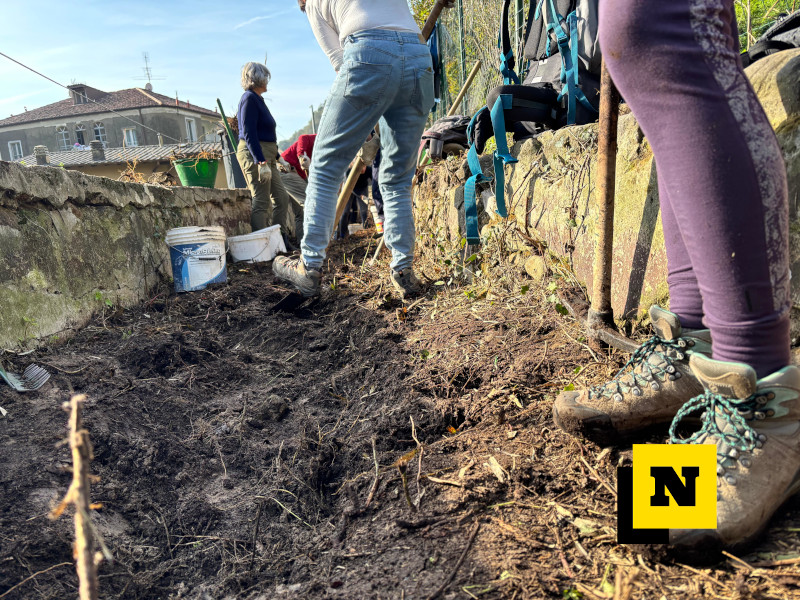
[{"xmin": 237, "ymin": 89, "xmax": 277, "ymax": 163}]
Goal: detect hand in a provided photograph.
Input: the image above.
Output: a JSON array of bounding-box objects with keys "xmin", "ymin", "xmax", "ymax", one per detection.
[
  {"xmin": 258, "ymin": 163, "xmax": 272, "ymax": 183},
  {"xmin": 357, "ymin": 133, "xmax": 381, "ymax": 164}
]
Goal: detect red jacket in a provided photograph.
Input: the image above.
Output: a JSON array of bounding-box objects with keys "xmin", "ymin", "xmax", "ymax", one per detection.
[{"xmin": 281, "ymin": 134, "xmax": 316, "ymax": 180}]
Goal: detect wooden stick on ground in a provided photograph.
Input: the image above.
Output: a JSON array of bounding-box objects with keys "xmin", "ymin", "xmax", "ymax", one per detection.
[
  {"xmin": 50, "ymin": 394, "xmax": 100, "ymax": 600},
  {"xmin": 425, "ymin": 520, "xmax": 481, "ymax": 600}
]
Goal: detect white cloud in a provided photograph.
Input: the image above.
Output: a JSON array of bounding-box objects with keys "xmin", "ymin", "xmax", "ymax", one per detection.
[{"xmin": 234, "ymin": 9, "xmax": 294, "ymax": 30}]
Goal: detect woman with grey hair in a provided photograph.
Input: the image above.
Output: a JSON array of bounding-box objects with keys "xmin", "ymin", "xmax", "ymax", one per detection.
[{"xmin": 235, "ymin": 62, "xmax": 296, "ymax": 247}]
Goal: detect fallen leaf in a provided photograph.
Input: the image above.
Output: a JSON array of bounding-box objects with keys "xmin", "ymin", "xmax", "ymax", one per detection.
[{"xmin": 486, "ymin": 456, "xmax": 507, "ymax": 483}]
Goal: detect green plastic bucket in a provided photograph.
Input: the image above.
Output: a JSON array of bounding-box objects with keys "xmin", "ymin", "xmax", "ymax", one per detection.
[{"xmin": 172, "ymin": 158, "xmax": 219, "ymax": 188}]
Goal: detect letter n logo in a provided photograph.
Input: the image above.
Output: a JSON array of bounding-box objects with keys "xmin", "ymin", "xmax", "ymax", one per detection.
[
  {"xmin": 631, "ymin": 444, "xmax": 717, "ymax": 530},
  {"xmin": 649, "ymin": 466, "xmax": 699, "ymax": 506}
]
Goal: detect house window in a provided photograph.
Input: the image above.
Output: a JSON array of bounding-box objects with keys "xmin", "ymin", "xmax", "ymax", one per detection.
[
  {"xmin": 93, "ymin": 122, "xmax": 107, "ymax": 145},
  {"xmin": 185, "ymin": 118, "xmax": 197, "ymax": 143},
  {"xmin": 8, "ymin": 141, "xmax": 23, "ymax": 161},
  {"xmin": 56, "ymin": 126, "xmax": 70, "ymax": 150},
  {"xmin": 123, "ymin": 128, "xmax": 138, "ymax": 147},
  {"xmin": 73, "ymin": 87, "xmax": 87, "ymax": 105},
  {"xmin": 75, "ymin": 124, "xmax": 86, "ymax": 146}
]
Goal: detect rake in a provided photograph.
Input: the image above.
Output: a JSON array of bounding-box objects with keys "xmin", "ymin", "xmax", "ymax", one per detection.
[{"xmin": 0, "ymin": 362, "xmax": 50, "ymax": 392}]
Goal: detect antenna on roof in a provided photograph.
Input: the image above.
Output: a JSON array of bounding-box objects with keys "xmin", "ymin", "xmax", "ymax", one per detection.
[{"xmin": 134, "ymin": 52, "xmax": 165, "ymax": 86}]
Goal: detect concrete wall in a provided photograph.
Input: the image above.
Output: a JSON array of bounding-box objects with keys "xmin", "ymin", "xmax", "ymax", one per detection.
[
  {"xmin": 0, "ymin": 106, "xmax": 220, "ymax": 159},
  {"xmin": 415, "ymin": 49, "xmax": 800, "ymax": 334},
  {"xmin": 0, "ymin": 161, "xmax": 252, "ymax": 349}
]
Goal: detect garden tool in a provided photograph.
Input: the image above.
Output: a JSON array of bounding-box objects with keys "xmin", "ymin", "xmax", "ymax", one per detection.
[
  {"xmin": 558, "ymin": 60, "xmax": 639, "ymax": 354},
  {"xmin": 0, "ymin": 362, "xmax": 50, "ymax": 392}
]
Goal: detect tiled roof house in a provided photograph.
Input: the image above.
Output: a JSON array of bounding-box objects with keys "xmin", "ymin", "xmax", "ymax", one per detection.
[{"xmin": 0, "ymin": 83, "xmax": 222, "ymax": 162}]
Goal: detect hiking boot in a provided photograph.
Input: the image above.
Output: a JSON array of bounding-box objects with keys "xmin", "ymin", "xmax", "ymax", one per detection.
[
  {"xmin": 553, "ymin": 306, "xmax": 711, "ymax": 445},
  {"xmin": 390, "ymin": 269, "xmax": 421, "ymax": 299},
  {"xmin": 272, "ymin": 255, "xmax": 321, "ymax": 297},
  {"xmin": 667, "ymin": 354, "xmax": 800, "ymax": 557}
]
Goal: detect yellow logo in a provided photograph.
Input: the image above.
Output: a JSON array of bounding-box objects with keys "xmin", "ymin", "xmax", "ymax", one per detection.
[{"xmin": 631, "ymin": 444, "xmax": 717, "ymax": 530}]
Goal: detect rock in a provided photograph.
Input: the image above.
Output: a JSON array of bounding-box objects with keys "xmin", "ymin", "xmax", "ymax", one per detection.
[
  {"xmin": 524, "ymin": 255, "xmax": 548, "ymax": 281},
  {"xmin": 746, "ymin": 49, "xmax": 800, "ymax": 131}
]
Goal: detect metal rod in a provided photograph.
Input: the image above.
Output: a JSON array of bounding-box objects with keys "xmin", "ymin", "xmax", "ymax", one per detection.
[
  {"xmin": 310, "ymin": 105, "xmax": 317, "ymax": 134},
  {"xmin": 447, "ymin": 61, "xmax": 482, "ymax": 117},
  {"xmin": 588, "ymin": 59, "xmax": 621, "ymax": 331}
]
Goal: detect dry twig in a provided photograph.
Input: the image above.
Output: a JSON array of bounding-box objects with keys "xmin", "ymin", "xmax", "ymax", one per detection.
[
  {"xmin": 425, "ymin": 520, "xmax": 481, "ymax": 600},
  {"xmin": 49, "ymin": 395, "xmax": 101, "ymax": 600},
  {"xmin": 0, "ymin": 562, "xmax": 72, "ymax": 599}
]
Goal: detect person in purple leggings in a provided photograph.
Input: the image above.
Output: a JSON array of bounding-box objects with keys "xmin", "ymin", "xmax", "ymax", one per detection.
[{"xmin": 553, "ymin": 0, "xmax": 800, "ymax": 554}]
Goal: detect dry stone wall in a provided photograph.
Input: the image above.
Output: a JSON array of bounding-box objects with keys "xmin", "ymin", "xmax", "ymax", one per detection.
[
  {"xmin": 415, "ymin": 49, "xmax": 800, "ymax": 335},
  {"xmin": 0, "ymin": 161, "xmax": 251, "ymax": 348}
]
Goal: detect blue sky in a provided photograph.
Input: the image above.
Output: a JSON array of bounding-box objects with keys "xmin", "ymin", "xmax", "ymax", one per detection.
[{"xmin": 0, "ymin": 0, "xmax": 335, "ymax": 142}]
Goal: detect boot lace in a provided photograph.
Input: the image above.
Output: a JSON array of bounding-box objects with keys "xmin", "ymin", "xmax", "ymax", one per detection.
[
  {"xmin": 668, "ymin": 390, "xmax": 765, "ymax": 455},
  {"xmin": 589, "ymin": 335, "xmax": 692, "ymax": 402}
]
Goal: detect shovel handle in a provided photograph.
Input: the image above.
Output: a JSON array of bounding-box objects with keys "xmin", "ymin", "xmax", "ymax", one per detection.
[
  {"xmin": 421, "ymin": 0, "xmax": 453, "ymax": 42},
  {"xmin": 589, "ymin": 59, "xmax": 621, "ymax": 328}
]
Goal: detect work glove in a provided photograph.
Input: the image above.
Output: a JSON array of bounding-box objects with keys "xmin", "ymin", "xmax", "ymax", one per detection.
[
  {"xmin": 298, "ymin": 152, "xmax": 311, "ymax": 172},
  {"xmin": 357, "ymin": 132, "xmax": 380, "ymax": 165},
  {"xmin": 258, "ymin": 163, "xmax": 272, "ymax": 184}
]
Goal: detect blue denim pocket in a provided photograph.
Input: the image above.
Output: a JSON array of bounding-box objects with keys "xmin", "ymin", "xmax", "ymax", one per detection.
[
  {"xmin": 342, "ymin": 61, "xmax": 392, "ymax": 111},
  {"xmin": 410, "ymin": 66, "xmax": 434, "ymax": 116}
]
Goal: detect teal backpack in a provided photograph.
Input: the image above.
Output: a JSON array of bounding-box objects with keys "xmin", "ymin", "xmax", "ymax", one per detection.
[{"xmin": 463, "ymin": 0, "xmax": 602, "ymax": 245}]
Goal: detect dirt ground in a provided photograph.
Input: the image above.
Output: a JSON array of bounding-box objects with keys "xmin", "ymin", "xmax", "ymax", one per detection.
[{"xmin": 1, "ymin": 232, "xmax": 799, "ymax": 600}]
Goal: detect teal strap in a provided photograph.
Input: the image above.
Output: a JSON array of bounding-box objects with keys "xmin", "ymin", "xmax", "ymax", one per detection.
[
  {"xmin": 489, "ymin": 95, "xmax": 518, "ymax": 219},
  {"xmin": 499, "ymin": 49, "xmax": 520, "ymax": 85},
  {"xmin": 465, "ymin": 108, "xmax": 492, "ymax": 244},
  {"xmin": 555, "ymin": 11, "xmax": 598, "ymax": 124}
]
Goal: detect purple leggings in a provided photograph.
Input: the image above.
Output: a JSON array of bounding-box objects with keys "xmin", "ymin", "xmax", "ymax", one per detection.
[{"xmin": 599, "ymin": 0, "xmax": 791, "ymax": 377}]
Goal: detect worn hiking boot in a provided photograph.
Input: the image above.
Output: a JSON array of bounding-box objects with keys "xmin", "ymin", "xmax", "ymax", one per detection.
[
  {"xmin": 553, "ymin": 306, "xmax": 711, "ymax": 444},
  {"xmin": 272, "ymin": 255, "xmax": 321, "ymax": 297},
  {"xmin": 390, "ymin": 269, "xmax": 421, "ymax": 299},
  {"xmin": 667, "ymin": 353, "xmax": 800, "ymax": 556}
]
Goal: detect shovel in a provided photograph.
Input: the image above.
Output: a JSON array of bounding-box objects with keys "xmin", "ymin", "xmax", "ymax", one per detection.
[
  {"xmin": 559, "ymin": 60, "xmax": 639, "ymax": 354},
  {"xmin": 0, "ymin": 362, "xmax": 50, "ymax": 392}
]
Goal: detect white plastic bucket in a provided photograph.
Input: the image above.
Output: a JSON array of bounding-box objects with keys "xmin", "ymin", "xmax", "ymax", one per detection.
[
  {"xmin": 164, "ymin": 226, "xmax": 227, "ymax": 293},
  {"xmin": 228, "ymin": 225, "xmax": 286, "ymax": 263}
]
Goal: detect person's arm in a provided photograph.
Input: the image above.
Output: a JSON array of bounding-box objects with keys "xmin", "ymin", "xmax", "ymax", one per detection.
[
  {"xmin": 306, "ymin": 4, "xmax": 344, "ymax": 71},
  {"xmin": 240, "ymin": 93, "xmax": 266, "ymax": 164}
]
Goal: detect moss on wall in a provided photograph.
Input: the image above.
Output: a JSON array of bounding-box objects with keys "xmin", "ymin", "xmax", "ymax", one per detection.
[{"xmin": 0, "ymin": 161, "xmax": 252, "ymax": 348}]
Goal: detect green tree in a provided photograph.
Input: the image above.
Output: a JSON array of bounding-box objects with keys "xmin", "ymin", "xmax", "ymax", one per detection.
[{"xmin": 735, "ymin": 0, "xmax": 797, "ymax": 50}]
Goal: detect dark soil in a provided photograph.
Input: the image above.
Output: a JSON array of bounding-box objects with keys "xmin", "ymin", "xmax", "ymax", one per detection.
[{"xmin": 1, "ymin": 233, "xmax": 799, "ymax": 600}]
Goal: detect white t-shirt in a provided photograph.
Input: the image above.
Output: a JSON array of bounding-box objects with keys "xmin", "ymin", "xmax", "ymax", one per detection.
[{"xmin": 305, "ymin": 0, "xmax": 421, "ymax": 71}]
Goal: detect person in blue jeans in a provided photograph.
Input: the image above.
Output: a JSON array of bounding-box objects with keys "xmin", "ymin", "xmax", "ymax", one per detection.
[{"xmin": 273, "ymin": 0, "xmax": 434, "ymax": 299}]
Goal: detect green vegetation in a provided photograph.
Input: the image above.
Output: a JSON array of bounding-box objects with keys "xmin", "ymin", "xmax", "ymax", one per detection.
[{"xmin": 735, "ymin": 1, "xmax": 797, "ymax": 50}]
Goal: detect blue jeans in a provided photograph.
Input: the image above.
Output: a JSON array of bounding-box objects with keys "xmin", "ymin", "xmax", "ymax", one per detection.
[{"xmin": 301, "ymin": 30, "xmax": 434, "ymax": 272}]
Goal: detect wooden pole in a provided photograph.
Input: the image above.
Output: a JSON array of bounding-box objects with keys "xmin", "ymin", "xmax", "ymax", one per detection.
[
  {"xmin": 588, "ymin": 59, "xmax": 621, "ymax": 333},
  {"xmin": 447, "ymin": 60, "xmax": 482, "ymax": 117}
]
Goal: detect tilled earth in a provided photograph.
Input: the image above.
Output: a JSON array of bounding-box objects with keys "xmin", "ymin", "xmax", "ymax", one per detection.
[{"xmin": 1, "ymin": 234, "xmax": 799, "ymax": 600}]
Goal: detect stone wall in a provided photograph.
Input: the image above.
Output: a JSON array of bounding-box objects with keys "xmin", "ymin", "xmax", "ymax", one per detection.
[
  {"xmin": 0, "ymin": 161, "xmax": 251, "ymax": 348},
  {"xmin": 415, "ymin": 49, "xmax": 800, "ymax": 332}
]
